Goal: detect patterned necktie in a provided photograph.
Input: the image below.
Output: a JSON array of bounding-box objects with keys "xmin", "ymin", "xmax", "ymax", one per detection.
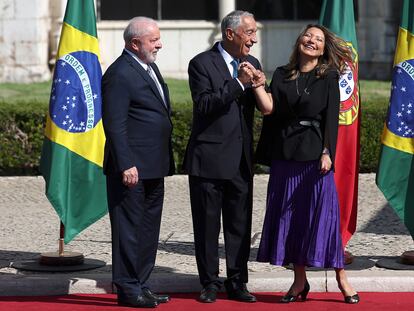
[
  {"xmin": 231, "ymin": 59, "xmax": 239, "ymax": 78},
  {"xmin": 147, "ymin": 65, "xmax": 166, "ymax": 106}
]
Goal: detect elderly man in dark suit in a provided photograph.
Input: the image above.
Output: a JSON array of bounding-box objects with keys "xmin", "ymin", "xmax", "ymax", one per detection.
[
  {"xmin": 183, "ymin": 10, "xmax": 263, "ymax": 303},
  {"xmin": 102, "ymin": 16, "xmax": 174, "ymax": 308}
]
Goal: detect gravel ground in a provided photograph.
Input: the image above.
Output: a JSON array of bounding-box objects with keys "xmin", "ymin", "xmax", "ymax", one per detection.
[{"xmin": 0, "ymin": 174, "xmax": 413, "ymax": 277}]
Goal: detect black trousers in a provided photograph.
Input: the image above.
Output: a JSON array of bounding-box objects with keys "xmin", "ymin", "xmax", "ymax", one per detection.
[
  {"xmin": 189, "ymin": 158, "xmax": 253, "ymax": 289},
  {"xmin": 106, "ymin": 175, "xmax": 164, "ymax": 299}
]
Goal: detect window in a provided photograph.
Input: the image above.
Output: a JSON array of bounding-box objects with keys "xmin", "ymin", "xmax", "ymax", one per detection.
[
  {"xmin": 98, "ymin": 0, "xmax": 358, "ymax": 22},
  {"xmin": 162, "ymin": 0, "xmax": 218, "ymax": 20},
  {"xmin": 98, "ymin": 0, "xmax": 218, "ymax": 21},
  {"xmin": 236, "ymin": 0, "xmax": 358, "ymax": 21}
]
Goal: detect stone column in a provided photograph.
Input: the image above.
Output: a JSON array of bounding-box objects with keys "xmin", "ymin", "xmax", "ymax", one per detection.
[
  {"xmin": 0, "ymin": 0, "xmax": 51, "ymax": 82},
  {"xmin": 213, "ymin": 0, "xmax": 236, "ymax": 43},
  {"xmin": 219, "ymin": 0, "xmax": 236, "ymax": 21},
  {"xmin": 49, "ymin": 0, "xmax": 66, "ymax": 67},
  {"xmin": 357, "ymin": 0, "xmax": 401, "ymax": 79},
  {"xmin": 49, "ymin": 0, "xmax": 99, "ymax": 68}
]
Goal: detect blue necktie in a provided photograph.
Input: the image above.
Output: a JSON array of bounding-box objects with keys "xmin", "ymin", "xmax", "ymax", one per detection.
[{"xmin": 231, "ymin": 59, "xmax": 239, "ymax": 78}]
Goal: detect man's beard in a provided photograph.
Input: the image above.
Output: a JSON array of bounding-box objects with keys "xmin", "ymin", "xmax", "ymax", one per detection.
[{"xmin": 143, "ymin": 49, "xmax": 157, "ymax": 63}]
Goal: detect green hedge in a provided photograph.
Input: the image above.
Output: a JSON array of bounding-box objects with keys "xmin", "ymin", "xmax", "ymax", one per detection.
[
  {"xmin": 0, "ymin": 101, "xmax": 46, "ymax": 175},
  {"xmin": 359, "ymin": 97, "xmax": 388, "ymax": 173},
  {"xmin": 0, "ymin": 99, "xmax": 388, "ymax": 175}
]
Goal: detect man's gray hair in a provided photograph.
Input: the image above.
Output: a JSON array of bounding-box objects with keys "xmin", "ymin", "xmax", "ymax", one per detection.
[
  {"xmin": 123, "ymin": 16, "xmax": 158, "ymax": 43},
  {"xmin": 221, "ymin": 10, "xmax": 254, "ymax": 40}
]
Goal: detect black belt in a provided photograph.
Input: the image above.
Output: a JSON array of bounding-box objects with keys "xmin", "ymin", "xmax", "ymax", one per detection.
[
  {"xmin": 299, "ymin": 120, "xmax": 320, "ymax": 128},
  {"xmin": 298, "ymin": 120, "xmax": 322, "ymax": 139}
]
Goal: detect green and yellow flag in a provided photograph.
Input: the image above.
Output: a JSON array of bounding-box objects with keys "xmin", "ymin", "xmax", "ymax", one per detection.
[
  {"xmin": 376, "ymin": 0, "xmax": 414, "ymax": 238},
  {"xmin": 319, "ymin": 0, "xmax": 361, "ymax": 247},
  {"xmin": 40, "ymin": 0, "xmax": 107, "ymax": 243}
]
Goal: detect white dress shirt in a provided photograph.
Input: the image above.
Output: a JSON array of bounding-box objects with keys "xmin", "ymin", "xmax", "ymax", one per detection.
[
  {"xmin": 217, "ymin": 42, "xmax": 245, "ymax": 90},
  {"xmin": 124, "ymin": 48, "xmax": 166, "ymax": 104}
]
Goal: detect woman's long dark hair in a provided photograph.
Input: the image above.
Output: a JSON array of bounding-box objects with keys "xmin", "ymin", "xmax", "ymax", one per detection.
[{"xmin": 285, "ymin": 24, "xmax": 354, "ymax": 80}]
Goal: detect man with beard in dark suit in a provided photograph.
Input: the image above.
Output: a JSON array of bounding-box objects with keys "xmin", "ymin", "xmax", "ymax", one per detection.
[
  {"xmin": 102, "ymin": 17, "xmax": 174, "ymax": 308},
  {"xmin": 183, "ymin": 10, "xmax": 264, "ymax": 303}
]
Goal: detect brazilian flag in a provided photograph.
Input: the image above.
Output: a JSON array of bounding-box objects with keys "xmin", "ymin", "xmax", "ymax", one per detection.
[
  {"xmin": 376, "ymin": 0, "xmax": 414, "ymax": 238},
  {"xmin": 40, "ymin": 0, "xmax": 107, "ymax": 243}
]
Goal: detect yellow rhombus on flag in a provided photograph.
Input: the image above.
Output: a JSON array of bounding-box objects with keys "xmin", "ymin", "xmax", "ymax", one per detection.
[
  {"xmin": 376, "ymin": 0, "xmax": 414, "ymax": 239},
  {"xmin": 40, "ymin": 0, "xmax": 108, "ymax": 244}
]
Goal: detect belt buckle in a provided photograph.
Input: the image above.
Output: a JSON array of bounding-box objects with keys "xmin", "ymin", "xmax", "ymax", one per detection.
[
  {"xmin": 311, "ymin": 120, "xmax": 319, "ymax": 127},
  {"xmin": 299, "ymin": 120, "xmax": 311, "ymax": 126}
]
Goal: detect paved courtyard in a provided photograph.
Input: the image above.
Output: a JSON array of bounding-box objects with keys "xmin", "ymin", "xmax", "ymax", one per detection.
[{"xmin": 0, "ymin": 174, "xmax": 412, "ymax": 277}]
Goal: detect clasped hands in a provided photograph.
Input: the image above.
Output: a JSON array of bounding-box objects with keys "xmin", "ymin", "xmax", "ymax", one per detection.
[{"xmin": 237, "ymin": 62, "xmax": 266, "ymax": 88}]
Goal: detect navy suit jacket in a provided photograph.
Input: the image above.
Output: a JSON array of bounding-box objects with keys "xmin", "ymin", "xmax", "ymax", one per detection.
[
  {"xmin": 183, "ymin": 42, "xmax": 262, "ymax": 179},
  {"xmin": 102, "ymin": 51, "xmax": 175, "ymax": 179}
]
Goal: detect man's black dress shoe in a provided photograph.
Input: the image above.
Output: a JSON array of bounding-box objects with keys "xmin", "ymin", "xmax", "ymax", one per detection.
[
  {"xmin": 199, "ymin": 287, "xmax": 217, "ymax": 303},
  {"xmin": 225, "ymin": 283, "xmax": 257, "ymax": 303},
  {"xmin": 118, "ymin": 294, "xmax": 158, "ymax": 308},
  {"xmin": 142, "ymin": 288, "xmax": 170, "ymax": 303}
]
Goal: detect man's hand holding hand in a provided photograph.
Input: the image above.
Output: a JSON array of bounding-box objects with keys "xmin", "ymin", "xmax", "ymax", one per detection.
[
  {"xmin": 238, "ymin": 63, "xmax": 254, "ymax": 86},
  {"xmin": 239, "ymin": 62, "xmax": 266, "ymax": 88}
]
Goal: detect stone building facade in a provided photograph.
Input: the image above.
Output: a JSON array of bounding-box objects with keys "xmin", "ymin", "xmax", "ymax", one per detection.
[
  {"xmin": 0, "ymin": 0, "xmax": 51, "ymax": 82},
  {"xmin": 0, "ymin": 0, "xmax": 403, "ymax": 83}
]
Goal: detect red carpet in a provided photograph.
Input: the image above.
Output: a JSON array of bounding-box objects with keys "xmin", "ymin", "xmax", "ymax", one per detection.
[{"xmin": 1, "ymin": 293, "xmax": 414, "ymax": 311}]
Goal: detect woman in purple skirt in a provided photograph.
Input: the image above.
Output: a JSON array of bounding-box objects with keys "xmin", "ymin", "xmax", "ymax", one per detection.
[{"xmin": 242, "ymin": 24, "xmax": 359, "ymax": 304}]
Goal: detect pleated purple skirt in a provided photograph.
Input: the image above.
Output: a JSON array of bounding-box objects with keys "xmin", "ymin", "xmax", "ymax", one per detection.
[{"xmin": 257, "ymin": 160, "xmax": 344, "ymax": 268}]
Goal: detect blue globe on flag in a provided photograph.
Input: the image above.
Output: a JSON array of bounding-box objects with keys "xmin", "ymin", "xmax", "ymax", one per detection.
[
  {"xmin": 387, "ymin": 59, "xmax": 414, "ymax": 138},
  {"xmin": 50, "ymin": 51, "xmax": 102, "ymax": 133}
]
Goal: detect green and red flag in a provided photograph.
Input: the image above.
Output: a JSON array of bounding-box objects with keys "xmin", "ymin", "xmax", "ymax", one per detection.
[
  {"xmin": 319, "ymin": 0, "xmax": 361, "ymax": 247},
  {"xmin": 40, "ymin": 0, "xmax": 107, "ymax": 243},
  {"xmin": 376, "ymin": 0, "xmax": 414, "ymax": 238}
]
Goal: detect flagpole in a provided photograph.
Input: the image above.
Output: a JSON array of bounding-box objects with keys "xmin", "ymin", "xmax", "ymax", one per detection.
[
  {"xmin": 375, "ymin": 0, "xmax": 414, "ymax": 270},
  {"xmin": 319, "ymin": 0, "xmax": 361, "ymax": 259},
  {"xmin": 11, "ymin": 0, "xmax": 107, "ymax": 273},
  {"xmin": 38, "ymin": 222, "xmax": 84, "ymax": 266},
  {"xmin": 59, "ymin": 222, "xmax": 65, "ymax": 256},
  {"xmin": 400, "ymin": 251, "xmax": 414, "ymax": 265},
  {"xmin": 11, "ymin": 219, "xmax": 105, "ymax": 272}
]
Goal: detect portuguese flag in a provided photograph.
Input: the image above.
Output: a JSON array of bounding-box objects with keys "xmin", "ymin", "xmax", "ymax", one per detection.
[
  {"xmin": 319, "ymin": 0, "xmax": 361, "ymax": 247},
  {"xmin": 40, "ymin": 0, "xmax": 107, "ymax": 243},
  {"xmin": 376, "ymin": 0, "xmax": 414, "ymax": 238}
]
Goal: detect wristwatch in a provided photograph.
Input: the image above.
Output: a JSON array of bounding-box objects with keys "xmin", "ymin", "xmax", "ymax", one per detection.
[{"xmin": 322, "ymin": 147, "xmax": 330, "ymax": 156}]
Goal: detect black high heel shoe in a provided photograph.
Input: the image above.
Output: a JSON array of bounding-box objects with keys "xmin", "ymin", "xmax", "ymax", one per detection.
[
  {"xmin": 344, "ymin": 293, "xmax": 360, "ymax": 304},
  {"xmin": 338, "ymin": 283, "xmax": 360, "ymax": 304},
  {"xmin": 280, "ymin": 280, "xmax": 310, "ymax": 303}
]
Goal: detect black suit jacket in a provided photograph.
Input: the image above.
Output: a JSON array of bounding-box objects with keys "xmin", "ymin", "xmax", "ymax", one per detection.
[
  {"xmin": 255, "ymin": 66, "xmax": 340, "ymax": 167},
  {"xmin": 102, "ymin": 51, "xmax": 175, "ymax": 179},
  {"xmin": 183, "ymin": 42, "xmax": 262, "ymax": 179}
]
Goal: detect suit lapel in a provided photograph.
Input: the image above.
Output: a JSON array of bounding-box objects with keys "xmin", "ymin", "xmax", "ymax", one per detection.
[
  {"xmin": 210, "ymin": 43, "xmax": 232, "ymax": 81},
  {"xmin": 149, "ymin": 63, "xmax": 171, "ymax": 112},
  {"xmin": 123, "ymin": 52, "xmax": 167, "ymax": 110}
]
